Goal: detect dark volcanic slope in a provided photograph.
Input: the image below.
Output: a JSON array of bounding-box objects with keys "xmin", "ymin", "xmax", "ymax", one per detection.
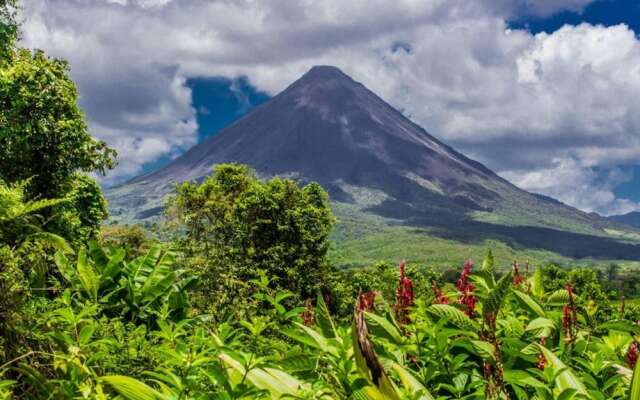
[
  {"xmin": 132, "ymin": 66, "xmax": 499, "ymax": 200},
  {"xmin": 109, "ymin": 65, "xmax": 639, "ymax": 258}
]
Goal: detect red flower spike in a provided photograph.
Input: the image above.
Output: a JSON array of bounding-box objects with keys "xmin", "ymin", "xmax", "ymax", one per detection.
[
  {"xmin": 512, "ymin": 260, "xmax": 524, "ymax": 286},
  {"xmin": 628, "ymin": 340, "xmax": 638, "ymax": 368},
  {"xmin": 301, "ymin": 298, "xmax": 314, "ymax": 327},
  {"xmin": 537, "ymin": 337, "xmax": 547, "ymax": 370},
  {"xmin": 394, "ymin": 260, "xmax": 414, "ymax": 325},
  {"xmin": 358, "ymin": 291, "xmax": 377, "ymax": 312},
  {"xmin": 562, "ymin": 282, "xmax": 578, "ymax": 342},
  {"xmin": 456, "ymin": 259, "xmax": 477, "ymax": 317}
]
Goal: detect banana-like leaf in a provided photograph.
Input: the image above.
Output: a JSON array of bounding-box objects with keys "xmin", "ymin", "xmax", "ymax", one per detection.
[
  {"xmin": 364, "ymin": 311, "xmax": 404, "ymax": 345},
  {"xmin": 483, "ymin": 271, "xmax": 513, "ymax": 318},
  {"xmin": 100, "ymin": 375, "xmax": 166, "ymax": 400},
  {"xmin": 76, "ymin": 248, "xmax": 99, "ymax": 302},
  {"xmin": 352, "ymin": 308, "xmax": 401, "ymax": 400},
  {"xmin": 538, "ymin": 345, "xmax": 588, "ymax": 397},
  {"xmin": 24, "ymin": 232, "xmax": 73, "ymax": 254},
  {"xmin": 141, "ymin": 255, "xmax": 177, "ymax": 304},
  {"xmin": 630, "ymin": 354, "xmax": 640, "ymax": 400},
  {"xmin": 513, "ymin": 290, "xmax": 546, "ymax": 318},
  {"xmin": 529, "ymin": 268, "xmax": 545, "ymax": 299},
  {"xmin": 475, "ymin": 250, "xmax": 496, "ymax": 288},
  {"xmin": 129, "ymin": 245, "xmax": 162, "ymax": 283},
  {"xmin": 102, "ymin": 248, "xmax": 126, "ymax": 281},
  {"xmin": 427, "ymin": 304, "xmax": 479, "ymax": 332},
  {"xmin": 292, "ymin": 322, "xmax": 339, "ymax": 357},
  {"xmin": 219, "ymin": 353, "xmax": 303, "ymax": 398},
  {"xmin": 482, "ymin": 250, "xmax": 494, "ymax": 274},
  {"xmin": 54, "ymin": 251, "xmax": 76, "ymax": 284},
  {"xmin": 391, "ymin": 362, "xmax": 436, "ymax": 400},
  {"xmin": 315, "ymin": 292, "xmax": 337, "ymax": 339}
]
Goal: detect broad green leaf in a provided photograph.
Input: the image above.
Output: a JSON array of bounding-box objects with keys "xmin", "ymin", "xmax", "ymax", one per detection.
[
  {"xmin": 100, "ymin": 375, "xmax": 166, "ymax": 400},
  {"xmin": 526, "ymin": 317, "xmax": 556, "ymax": 337},
  {"xmin": 483, "ymin": 271, "xmax": 513, "ymax": 318},
  {"xmin": 470, "ymin": 340, "xmax": 496, "ymax": 362},
  {"xmin": 546, "ymin": 289, "xmax": 570, "ymax": 306},
  {"xmin": 482, "ymin": 250, "xmax": 494, "ymax": 273},
  {"xmin": 352, "ymin": 310, "xmax": 401, "ymax": 400},
  {"xmin": 293, "ymin": 322, "xmax": 339, "ymax": 357},
  {"xmin": 364, "ymin": 311, "xmax": 404, "ymax": 345},
  {"xmin": 630, "ymin": 354, "xmax": 640, "ymax": 400},
  {"xmin": 513, "ymin": 289, "xmax": 546, "ymax": 318},
  {"xmin": 315, "ymin": 292, "xmax": 337, "ymax": 339},
  {"xmin": 538, "ymin": 345, "xmax": 588, "ymax": 396},
  {"xmin": 529, "ymin": 268, "xmax": 545, "ymax": 299},
  {"xmin": 76, "ymin": 248, "xmax": 99, "ymax": 302},
  {"xmin": 218, "ymin": 353, "xmax": 301, "ymax": 397},
  {"xmin": 599, "ymin": 320, "xmax": 640, "ymax": 335},
  {"xmin": 427, "ymin": 304, "xmax": 479, "ymax": 332},
  {"xmin": 391, "ymin": 362, "xmax": 435, "ymax": 400},
  {"xmin": 54, "ymin": 251, "xmax": 76, "ymax": 283},
  {"xmin": 26, "ymin": 232, "xmax": 73, "ymax": 254}
]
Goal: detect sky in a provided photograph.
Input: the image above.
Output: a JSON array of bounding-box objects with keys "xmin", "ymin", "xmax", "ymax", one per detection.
[{"xmin": 17, "ymin": 0, "xmax": 640, "ymax": 216}]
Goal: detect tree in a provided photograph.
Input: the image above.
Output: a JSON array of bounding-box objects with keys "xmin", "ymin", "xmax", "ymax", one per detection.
[
  {"xmin": 0, "ymin": 2, "xmax": 116, "ymax": 245},
  {"xmin": 0, "ymin": 0, "xmax": 17, "ymax": 59},
  {"xmin": 0, "ymin": 48, "xmax": 116, "ymax": 199},
  {"xmin": 167, "ymin": 163, "xmax": 336, "ymax": 316}
]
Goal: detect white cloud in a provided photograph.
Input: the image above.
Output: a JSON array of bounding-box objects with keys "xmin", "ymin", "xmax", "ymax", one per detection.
[
  {"xmin": 19, "ymin": 0, "xmax": 640, "ymax": 214},
  {"xmin": 502, "ymin": 160, "xmax": 640, "ymax": 216}
]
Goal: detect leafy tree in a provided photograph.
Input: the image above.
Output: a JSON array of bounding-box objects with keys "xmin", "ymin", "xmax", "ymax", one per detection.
[
  {"xmin": 99, "ymin": 223, "xmax": 155, "ymax": 257},
  {"xmin": 47, "ymin": 173, "xmax": 109, "ymax": 245},
  {"xmin": 0, "ymin": 1, "xmax": 116, "ymax": 246},
  {"xmin": 167, "ymin": 163, "xmax": 336, "ymax": 316},
  {"xmin": 0, "ymin": 0, "xmax": 17, "ymax": 59},
  {"xmin": 0, "ymin": 48, "xmax": 116, "ymax": 199}
]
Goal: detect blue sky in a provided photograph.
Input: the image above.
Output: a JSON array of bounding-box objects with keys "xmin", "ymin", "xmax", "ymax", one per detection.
[{"xmin": 20, "ymin": 0, "xmax": 640, "ymax": 215}]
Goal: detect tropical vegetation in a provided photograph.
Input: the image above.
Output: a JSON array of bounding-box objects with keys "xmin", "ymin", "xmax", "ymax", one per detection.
[{"xmin": 3, "ymin": 1, "xmax": 640, "ymax": 399}]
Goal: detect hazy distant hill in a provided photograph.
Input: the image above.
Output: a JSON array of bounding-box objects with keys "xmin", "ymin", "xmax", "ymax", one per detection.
[
  {"xmin": 609, "ymin": 211, "xmax": 640, "ymax": 229},
  {"xmin": 107, "ymin": 66, "xmax": 640, "ymax": 264}
]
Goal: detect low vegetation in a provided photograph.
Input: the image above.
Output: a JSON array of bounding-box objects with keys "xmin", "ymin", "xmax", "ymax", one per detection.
[{"xmin": 3, "ymin": 2, "xmax": 640, "ymax": 399}]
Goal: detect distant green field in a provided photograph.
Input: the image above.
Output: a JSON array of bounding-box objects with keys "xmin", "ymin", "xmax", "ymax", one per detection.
[{"xmin": 328, "ymin": 201, "xmax": 640, "ymax": 270}]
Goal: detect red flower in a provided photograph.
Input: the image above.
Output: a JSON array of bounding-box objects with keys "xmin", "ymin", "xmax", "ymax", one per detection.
[
  {"xmin": 432, "ymin": 281, "xmax": 449, "ymax": 304},
  {"xmin": 628, "ymin": 340, "xmax": 638, "ymax": 368},
  {"xmin": 301, "ymin": 298, "xmax": 314, "ymax": 326},
  {"xmin": 394, "ymin": 260, "xmax": 414, "ymax": 324},
  {"xmin": 358, "ymin": 291, "xmax": 377, "ymax": 312},
  {"xmin": 562, "ymin": 305, "xmax": 572, "ymax": 339},
  {"xmin": 563, "ymin": 282, "xmax": 578, "ymax": 342},
  {"xmin": 512, "ymin": 260, "xmax": 524, "ymax": 286},
  {"xmin": 537, "ymin": 337, "xmax": 547, "ymax": 370},
  {"xmin": 457, "ymin": 259, "xmax": 477, "ymax": 318}
]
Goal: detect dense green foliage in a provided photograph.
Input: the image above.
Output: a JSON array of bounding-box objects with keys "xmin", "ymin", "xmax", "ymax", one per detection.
[
  {"xmin": 0, "ymin": 7, "xmax": 115, "ymax": 247},
  {"xmin": 0, "ymin": 48, "xmax": 116, "ymax": 198},
  {"xmin": 3, "ymin": 2, "xmax": 640, "ymax": 399},
  {"xmin": 167, "ymin": 164, "xmax": 336, "ymax": 317},
  {"xmin": 0, "ymin": 0, "xmax": 17, "ymax": 59}
]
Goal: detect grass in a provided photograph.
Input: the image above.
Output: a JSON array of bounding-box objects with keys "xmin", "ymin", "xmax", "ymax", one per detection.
[{"xmin": 329, "ymin": 200, "xmax": 640, "ymax": 270}]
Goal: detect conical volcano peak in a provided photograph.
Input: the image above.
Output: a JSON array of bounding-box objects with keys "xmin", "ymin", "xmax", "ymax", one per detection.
[{"xmin": 302, "ymin": 65, "xmax": 350, "ymax": 80}]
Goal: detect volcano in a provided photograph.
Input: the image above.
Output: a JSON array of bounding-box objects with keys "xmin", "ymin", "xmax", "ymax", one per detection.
[{"xmin": 107, "ymin": 66, "xmax": 640, "ymax": 262}]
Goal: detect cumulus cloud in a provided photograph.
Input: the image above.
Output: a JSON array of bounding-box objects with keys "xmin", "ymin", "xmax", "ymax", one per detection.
[
  {"xmin": 502, "ymin": 160, "xmax": 639, "ymax": 215},
  {"xmin": 18, "ymin": 0, "xmax": 640, "ymax": 214}
]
